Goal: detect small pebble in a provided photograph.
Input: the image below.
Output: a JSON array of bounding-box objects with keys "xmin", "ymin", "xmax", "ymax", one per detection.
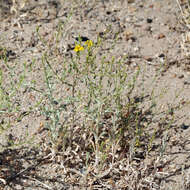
[
  {"xmin": 130, "ymin": 36, "xmax": 137, "ymax": 42},
  {"xmin": 128, "ymin": 0, "xmax": 135, "ymax": 3},
  {"xmin": 147, "ymin": 18, "xmax": 153, "ymax": 23},
  {"xmin": 75, "ymin": 36, "xmax": 89, "ymax": 42},
  {"xmin": 184, "ymin": 77, "xmax": 190, "ymax": 85},
  {"xmin": 144, "ymin": 26, "xmax": 152, "ymax": 32},
  {"xmin": 157, "ymin": 33, "xmax": 165, "ymax": 39},
  {"xmin": 181, "ymin": 123, "xmax": 189, "ymax": 130},
  {"xmin": 106, "ymin": 11, "xmax": 111, "ymax": 15},
  {"xmin": 144, "ymin": 56, "xmax": 153, "ymax": 62},
  {"xmin": 158, "ymin": 53, "xmax": 165, "ymax": 58},
  {"xmin": 178, "ymin": 74, "xmax": 184, "ymax": 79},
  {"xmin": 111, "ymin": 17, "xmax": 117, "ymax": 22}
]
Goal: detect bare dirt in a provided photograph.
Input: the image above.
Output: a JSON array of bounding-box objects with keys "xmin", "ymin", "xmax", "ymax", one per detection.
[{"xmin": 0, "ymin": 0, "xmax": 190, "ymax": 189}]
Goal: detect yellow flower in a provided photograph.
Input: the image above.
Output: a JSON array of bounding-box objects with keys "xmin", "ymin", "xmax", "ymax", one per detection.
[
  {"xmin": 85, "ymin": 40, "xmax": 93, "ymax": 48},
  {"xmin": 74, "ymin": 44, "xmax": 84, "ymax": 52}
]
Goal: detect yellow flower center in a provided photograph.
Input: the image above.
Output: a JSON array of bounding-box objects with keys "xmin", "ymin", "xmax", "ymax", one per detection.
[
  {"xmin": 85, "ymin": 40, "xmax": 93, "ymax": 48},
  {"xmin": 74, "ymin": 44, "xmax": 84, "ymax": 52}
]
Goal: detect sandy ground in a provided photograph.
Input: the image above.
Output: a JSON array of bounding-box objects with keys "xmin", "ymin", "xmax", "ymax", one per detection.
[{"xmin": 0, "ymin": 0, "xmax": 190, "ymax": 189}]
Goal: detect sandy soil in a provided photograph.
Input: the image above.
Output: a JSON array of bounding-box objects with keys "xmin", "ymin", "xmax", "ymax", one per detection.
[{"xmin": 0, "ymin": 0, "xmax": 190, "ymax": 189}]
